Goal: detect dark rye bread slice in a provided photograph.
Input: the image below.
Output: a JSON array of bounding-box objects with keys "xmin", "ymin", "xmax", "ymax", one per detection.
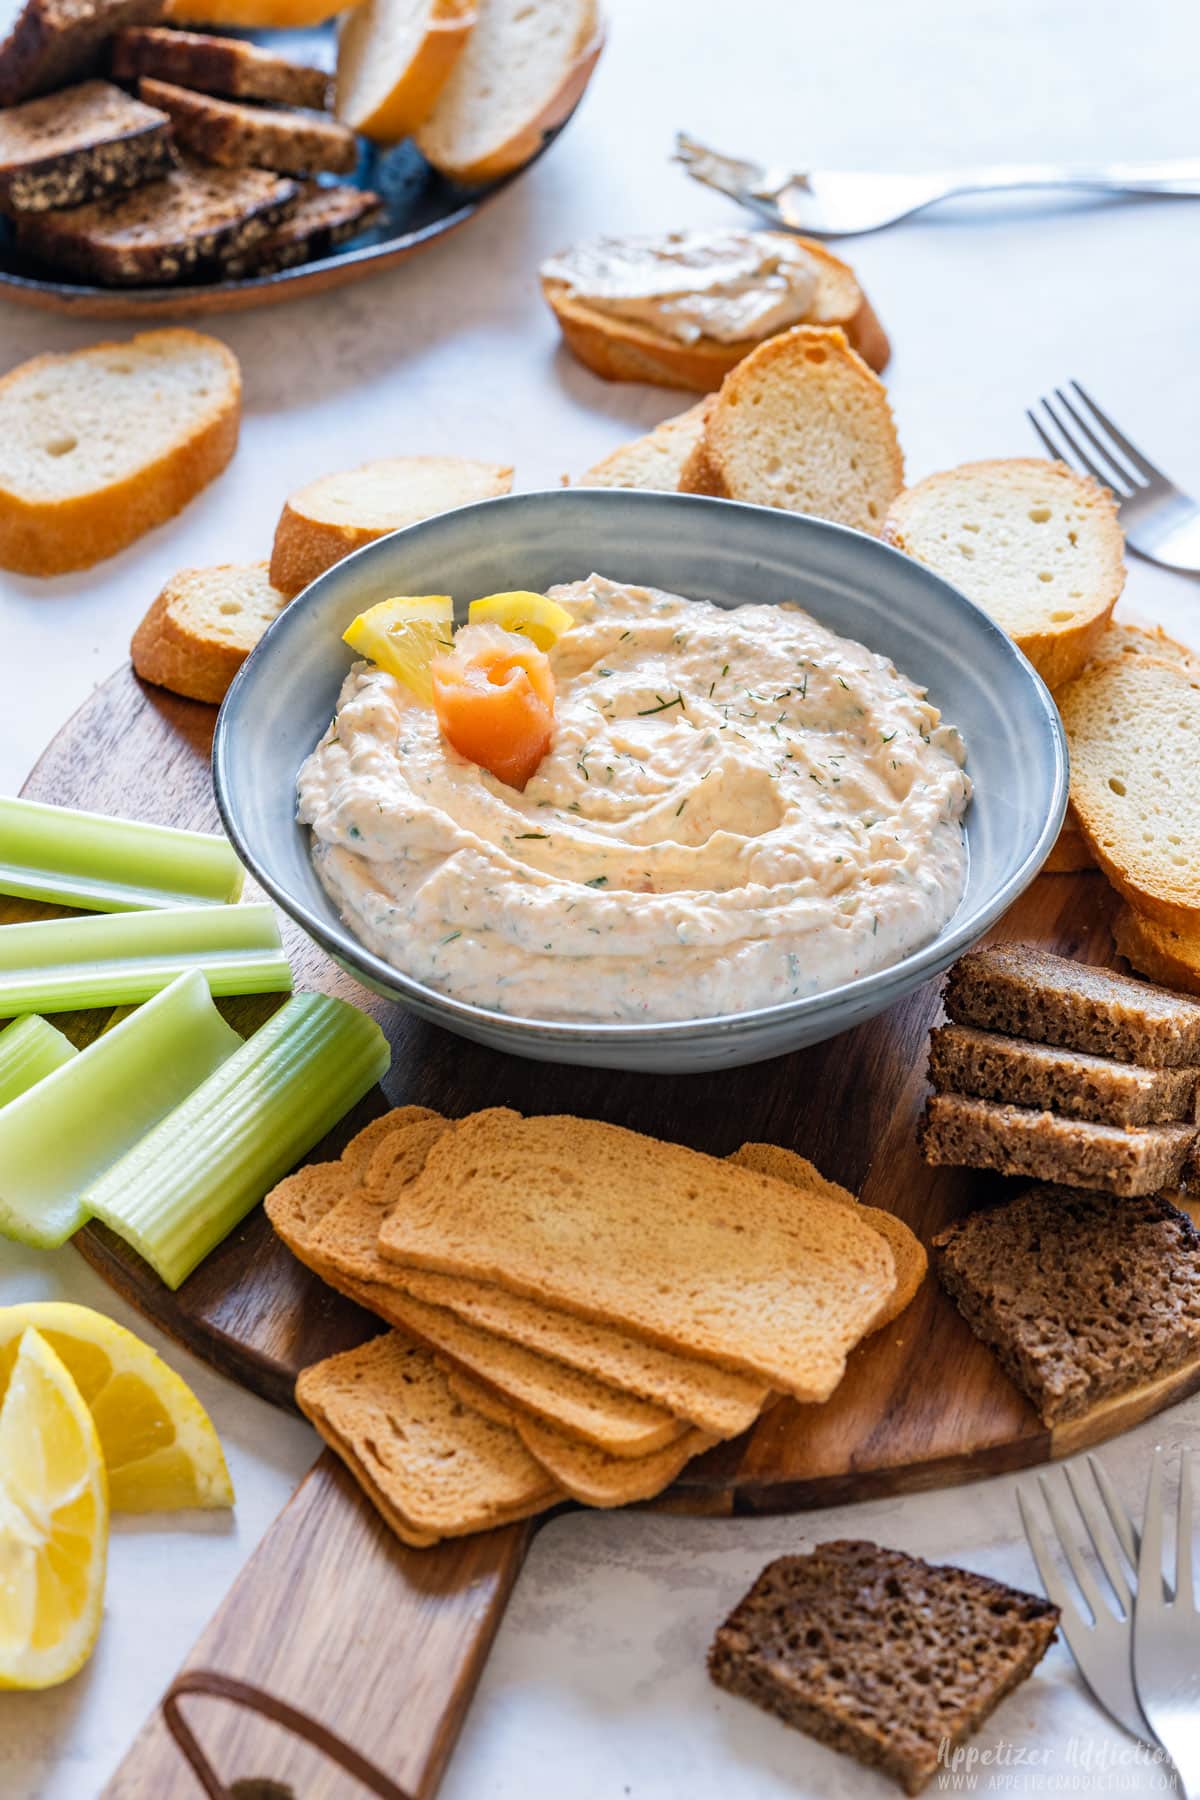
[
  {"xmin": 928, "ymin": 1023, "xmax": 1200, "ymax": 1126},
  {"xmin": 919, "ymin": 1092, "xmax": 1197, "ymax": 1197},
  {"xmin": 221, "ymin": 181, "xmax": 382, "ymax": 279},
  {"xmin": 138, "ymin": 76, "xmax": 358, "ymax": 175},
  {"xmin": 111, "ymin": 25, "xmax": 330, "ymax": 108},
  {"xmin": 944, "ymin": 942, "xmax": 1200, "ymax": 1068},
  {"xmin": 15, "ymin": 156, "xmax": 299, "ymax": 284},
  {"xmin": 933, "ymin": 1185, "xmax": 1200, "ymax": 1423},
  {"xmin": 0, "ymin": 0, "xmax": 161, "ymax": 106},
  {"xmin": 709, "ymin": 1542, "xmax": 1058, "ymax": 1795},
  {"xmin": 0, "ymin": 79, "xmax": 173, "ymax": 215}
]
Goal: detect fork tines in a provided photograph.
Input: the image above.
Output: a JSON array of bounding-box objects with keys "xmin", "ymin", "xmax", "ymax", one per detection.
[{"xmin": 1027, "ymin": 382, "xmax": 1165, "ymax": 498}]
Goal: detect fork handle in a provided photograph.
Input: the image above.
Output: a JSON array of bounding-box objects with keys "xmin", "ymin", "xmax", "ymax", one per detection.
[{"xmin": 942, "ymin": 160, "xmax": 1200, "ymax": 198}]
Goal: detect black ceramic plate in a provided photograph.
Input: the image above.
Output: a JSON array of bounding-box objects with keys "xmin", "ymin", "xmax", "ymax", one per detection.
[{"xmin": 0, "ymin": 24, "xmax": 588, "ymax": 317}]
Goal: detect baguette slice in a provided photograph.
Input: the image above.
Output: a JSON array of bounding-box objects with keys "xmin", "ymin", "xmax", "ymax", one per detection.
[
  {"xmin": 15, "ymin": 156, "xmax": 299, "ymax": 285},
  {"xmin": 1043, "ymin": 803, "xmax": 1094, "ymax": 874},
  {"xmin": 1093, "ymin": 617, "xmax": 1200, "ymax": 675},
  {"xmin": 221, "ymin": 180, "xmax": 382, "ymax": 278},
  {"xmin": 0, "ymin": 0, "xmax": 161, "ymax": 106},
  {"xmin": 1115, "ymin": 907, "xmax": 1200, "ymax": 998},
  {"xmin": 131, "ymin": 560, "xmax": 289, "ymax": 703},
  {"xmin": 1060, "ymin": 656, "xmax": 1200, "ymax": 931},
  {"xmin": 270, "ymin": 453, "xmax": 513, "ymax": 595},
  {"xmin": 576, "ymin": 401, "xmax": 707, "ymax": 491},
  {"xmin": 336, "ymin": 0, "xmax": 474, "ymax": 142},
  {"xmin": 414, "ymin": 0, "xmax": 601, "ymax": 185},
  {"xmin": 0, "ymin": 328, "xmax": 240, "ymax": 577},
  {"xmin": 679, "ymin": 325, "xmax": 903, "ymax": 536},
  {"xmin": 139, "ymin": 76, "xmax": 358, "ymax": 174},
  {"xmin": 883, "ymin": 459, "xmax": 1125, "ymax": 688},
  {"xmin": 0, "ymin": 79, "xmax": 174, "ymax": 215},
  {"xmin": 164, "ymin": 0, "xmax": 360, "ymax": 25},
  {"xmin": 545, "ymin": 234, "xmax": 889, "ymax": 391},
  {"xmin": 112, "ymin": 25, "xmax": 331, "ymax": 108}
]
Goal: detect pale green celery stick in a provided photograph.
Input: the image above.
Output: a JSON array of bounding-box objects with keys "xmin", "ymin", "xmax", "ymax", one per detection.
[
  {"xmin": 0, "ymin": 903, "xmax": 291, "ymax": 1017},
  {"xmin": 0, "ymin": 971, "xmax": 243, "ymax": 1249},
  {"xmin": 0, "ymin": 796, "xmax": 244, "ymax": 912},
  {"xmin": 86, "ymin": 994, "xmax": 390, "ymax": 1289},
  {"xmin": 0, "ymin": 1016, "xmax": 77, "ymax": 1108}
]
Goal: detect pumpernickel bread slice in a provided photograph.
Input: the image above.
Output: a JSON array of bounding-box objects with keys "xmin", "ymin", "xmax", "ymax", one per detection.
[
  {"xmin": 928, "ymin": 1023, "xmax": 1200, "ymax": 1126},
  {"xmin": 15, "ymin": 156, "xmax": 299, "ymax": 284},
  {"xmin": 933, "ymin": 1185, "xmax": 1200, "ymax": 1423},
  {"xmin": 709, "ymin": 1543, "xmax": 1058, "ymax": 1795},
  {"xmin": 221, "ymin": 180, "xmax": 382, "ymax": 277},
  {"xmin": 1059, "ymin": 655, "xmax": 1200, "ymax": 933},
  {"xmin": 0, "ymin": 0, "xmax": 160, "ymax": 106},
  {"xmin": 919, "ymin": 1091, "xmax": 1197, "ymax": 1196},
  {"xmin": 139, "ymin": 76, "xmax": 358, "ymax": 173},
  {"xmin": 943, "ymin": 942, "xmax": 1200, "ymax": 1067},
  {"xmin": 1115, "ymin": 907, "xmax": 1200, "ymax": 998},
  {"xmin": 678, "ymin": 325, "xmax": 903, "ymax": 536},
  {"xmin": 0, "ymin": 79, "xmax": 173, "ymax": 214},
  {"xmin": 112, "ymin": 25, "xmax": 331, "ymax": 107},
  {"xmin": 883, "ymin": 459, "xmax": 1125, "ymax": 689}
]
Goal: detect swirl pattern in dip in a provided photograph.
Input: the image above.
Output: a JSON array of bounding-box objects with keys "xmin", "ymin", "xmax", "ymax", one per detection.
[{"xmin": 297, "ymin": 575, "xmax": 971, "ymax": 1023}]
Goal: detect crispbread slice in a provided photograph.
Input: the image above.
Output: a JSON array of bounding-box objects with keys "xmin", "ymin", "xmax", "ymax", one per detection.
[
  {"xmin": 1115, "ymin": 907, "xmax": 1200, "ymax": 998},
  {"xmin": 1060, "ymin": 656, "xmax": 1200, "ymax": 931},
  {"xmin": 445, "ymin": 1367, "xmax": 713, "ymax": 1508},
  {"xmin": 376, "ymin": 1111, "xmax": 896, "ymax": 1399},
  {"xmin": 295, "ymin": 1332, "xmax": 560, "ymax": 1544}
]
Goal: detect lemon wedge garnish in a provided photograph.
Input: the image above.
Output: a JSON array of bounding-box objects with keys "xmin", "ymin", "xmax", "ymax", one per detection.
[
  {"xmin": 343, "ymin": 595, "xmax": 454, "ymax": 703},
  {"xmin": 0, "ymin": 1327, "xmax": 108, "ymax": 1690},
  {"xmin": 0, "ymin": 1303, "xmax": 233, "ymax": 1513},
  {"xmin": 467, "ymin": 591, "xmax": 574, "ymax": 651}
]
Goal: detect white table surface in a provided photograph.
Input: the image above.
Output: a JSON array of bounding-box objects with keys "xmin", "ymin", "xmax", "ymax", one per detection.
[{"xmin": 2, "ymin": 0, "xmax": 1200, "ymax": 1792}]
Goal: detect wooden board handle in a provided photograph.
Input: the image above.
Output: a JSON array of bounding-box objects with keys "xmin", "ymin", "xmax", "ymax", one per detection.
[{"xmin": 102, "ymin": 1453, "xmax": 532, "ymax": 1800}]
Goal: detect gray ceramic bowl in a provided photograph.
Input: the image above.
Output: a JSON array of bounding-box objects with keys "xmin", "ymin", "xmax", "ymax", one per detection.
[{"xmin": 214, "ymin": 489, "xmax": 1067, "ymax": 1073}]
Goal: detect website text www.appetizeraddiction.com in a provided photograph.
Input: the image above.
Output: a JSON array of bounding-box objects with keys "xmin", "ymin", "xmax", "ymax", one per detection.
[{"xmin": 934, "ymin": 1734, "xmax": 1177, "ymax": 1793}]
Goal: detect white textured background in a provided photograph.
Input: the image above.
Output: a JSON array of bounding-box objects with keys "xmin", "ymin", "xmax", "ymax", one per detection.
[{"xmin": 2, "ymin": 0, "xmax": 1200, "ymax": 1792}]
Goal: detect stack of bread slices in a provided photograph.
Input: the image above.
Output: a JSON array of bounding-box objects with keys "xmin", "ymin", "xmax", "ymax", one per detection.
[{"xmin": 266, "ymin": 1106, "xmax": 927, "ymax": 1546}]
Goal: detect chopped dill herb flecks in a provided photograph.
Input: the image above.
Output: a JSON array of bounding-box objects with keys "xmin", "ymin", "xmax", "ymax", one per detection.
[
  {"xmin": 597, "ymin": 668, "xmax": 614, "ymax": 677},
  {"xmin": 618, "ymin": 630, "xmax": 632, "ymax": 640},
  {"xmin": 585, "ymin": 875, "xmax": 608, "ymax": 888},
  {"xmin": 441, "ymin": 931, "xmax": 462, "ymax": 944},
  {"xmin": 836, "ymin": 676, "xmax": 849, "ymax": 690},
  {"xmin": 798, "ymin": 673, "xmax": 808, "ymax": 698},
  {"xmin": 516, "ymin": 832, "xmax": 550, "ymax": 840},
  {"xmin": 676, "ymin": 799, "xmax": 688, "ymax": 816},
  {"xmin": 873, "ymin": 916, "xmax": 879, "ymax": 935},
  {"xmin": 638, "ymin": 691, "xmax": 685, "ymax": 717},
  {"xmin": 881, "ymin": 729, "xmax": 898, "ymax": 743}
]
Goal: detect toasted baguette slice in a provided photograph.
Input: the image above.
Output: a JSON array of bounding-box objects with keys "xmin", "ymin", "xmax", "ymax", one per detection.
[
  {"xmin": 15, "ymin": 156, "xmax": 299, "ymax": 285},
  {"xmin": 678, "ymin": 326, "xmax": 902, "ymax": 536},
  {"xmin": 0, "ymin": 0, "xmax": 161, "ymax": 106},
  {"xmin": 139, "ymin": 76, "xmax": 358, "ymax": 174},
  {"xmin": 1043, "ymin": 803, "xmax": 1094, "ymax": 874},
  {"xmin": 414, "ymin": 0, "xmax": 601, "ymax": 185},
  {"xmin": 884, "ymin": 459, "xmax": 1125, "ymax": 688},
  {"xmin": 112, "ymin": 25, "xmax": 331, "ymax": 107},
  {"xmin": 1093, "ymin": 617, "xmax": 1200, "ymax": 674},
  {"xmin": 576, "ymin": 401, "xmax": 707, "ymax": 491},
  {"xmin": 0, "ymin": 79, "xmax": 174, "ymax": 214},
  {"xmin": 164, "ymin": 0, "xmax": 360, "ymax": 25},
  {"xmin": 1059, "ymin": 656, "xmax": 1200, "ymax": 931},
  {"xmin": 0, "ymin": 328, "xmax": 239, "ymax": 577},
  {"xmin": 545, "ymin": 234, "xmax": 889, "ymax": 391},
  {"xmin": 270, "ymin": 453, "xmax": 513, "ymax": 595},
  {"xmin": 336, "ymin": 0, "xmax": 474, "ymax": 142},
  {"xmin": 222, "ymin": 179, "xmax": 381, "ymax": 277},
  {"xmin": 131, "ymin": 560, "xmax": 288, "ymax": 703},
  {"xmin": 1115, "ymin": 907, "xmax": 1200, "ymax": 998}
]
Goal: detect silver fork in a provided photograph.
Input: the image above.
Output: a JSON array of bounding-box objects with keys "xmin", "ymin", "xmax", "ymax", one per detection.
[
  {"xmin": 674, "ymin": 133, "xmax": 1200, "ymax": 238},
  {"xmin": 1028, "ymin": 382, "xmax": 1200, "ymax": 573},
  {"xmin": 1135, "ymin": 1448, "xmax": 1200, "ymax": 1798},
  {"xmin": 1017, "ymin": 1454, "xmax": 1155, "ymax": 1745}
]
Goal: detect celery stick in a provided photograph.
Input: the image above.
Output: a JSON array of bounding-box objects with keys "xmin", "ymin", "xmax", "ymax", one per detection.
[
  {"xmin": 0, "ymin": 1015, "xmax": 77, "ymax": 1107},
  {"xmin": 0, "ymin": 971, "xmax": 243, "ymax": 1249},
  {"xmin": 86, "ymin": 994, "xmax": 390, "ymax": 1289},
  {"xmin": 0, "ymin": 796, "xmax": 244, "ymax": 912},
  {"xmin": 0, "ymin": 903, "xmax": 291, "ymax": 1017}
]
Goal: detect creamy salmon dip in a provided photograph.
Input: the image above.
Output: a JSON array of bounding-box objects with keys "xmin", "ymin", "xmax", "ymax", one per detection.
[{"xmin": 297, "ymin": 576, "xmax": 971, "ymax": 1023}]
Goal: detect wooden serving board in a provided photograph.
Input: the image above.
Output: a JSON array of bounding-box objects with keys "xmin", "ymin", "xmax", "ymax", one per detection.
[{"xmin": 11, "ymin": 667, "xmax": 1198, "ymax": 1797}]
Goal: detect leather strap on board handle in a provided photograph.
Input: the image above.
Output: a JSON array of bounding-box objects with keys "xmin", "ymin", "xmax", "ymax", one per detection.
[{"xmin": 162, "ymin": 1671, "xmax": 412, "ymax": 1800}]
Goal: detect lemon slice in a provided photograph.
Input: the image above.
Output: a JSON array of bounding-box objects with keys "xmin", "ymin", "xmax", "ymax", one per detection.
[
  {"xmin": 0, "ymin": 1327, "xmax": 108, "ymax": 1690},
  {"xmin": 0, "ymin": 1303, "xmax": 233, "ymax": 1514},
  {"xmin": 343, "ymin": 595, "xmax": 454, "ymax": 703},
  {"xmin": 467, "ymin": 591, "xmax": 574, "ymax": 651}
]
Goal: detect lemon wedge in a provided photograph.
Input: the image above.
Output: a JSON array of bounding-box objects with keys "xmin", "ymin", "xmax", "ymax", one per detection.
[
  {"xmin": 343, "ymin": 595, "xmax": 454, "ymax": 703},
  {"xmin": 0, "ymin": 1303, "xmax": 233, "ymax": 1513},
  {"xmin": 467, "ymin": 591, "xmax": 574, "ymax": 651},
  {"xmin": 0, "ymin": 1327, "xmax": 108, "ymax": 1690}
]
